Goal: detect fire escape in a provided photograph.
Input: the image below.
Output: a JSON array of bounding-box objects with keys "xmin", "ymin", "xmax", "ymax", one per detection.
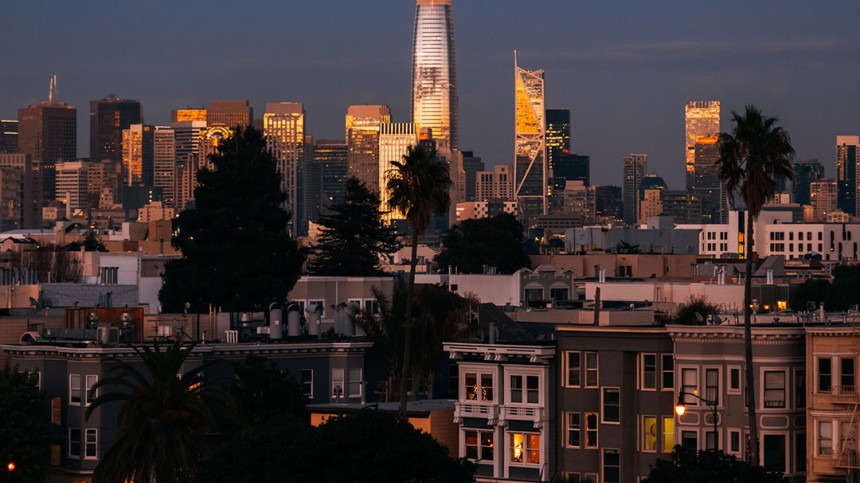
[{"xmin": 835, "ymin": 381, "xmax": 860, "ymax": 471}]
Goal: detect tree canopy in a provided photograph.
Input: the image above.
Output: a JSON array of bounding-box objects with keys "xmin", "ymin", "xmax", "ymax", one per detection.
[
  {"xmin": 434, "ymin": 213, "xmax": 531, "ymax": 274},
  {"xmin": 643, "ymin": 446, "xmax": 785, "ymax": 483},
  {"xmin": 306, "ymin": 177, "xmax": 399, "ymax": 276},
  {"xmin": 159, "ymin": 126, "xmax": 304, "ymax": 313},
  {"xmin": 791, "ymin": 265, "xmax": 860, "ymax": 312},
  {"xmin": 0, "ymin": 365, "xmax": 52, "ymax": 483}
]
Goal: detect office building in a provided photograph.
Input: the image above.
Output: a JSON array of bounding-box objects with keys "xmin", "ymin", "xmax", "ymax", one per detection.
[
  {"xmin": 206, "ymin": 100, "xmax": 252, "ymax": 130},
  {"xmin": 55, "ymin": 160, "xmax": 90, "ymax": 215},
  {"xmin": 809, "ymin": 179, "xmax": 839, "ymax": 222},
  {"xmin": 171, "ymin": 121, "xmax": 207, "ymax": 211},
  {"xmin": 89, "ymin": 96, "xmax": 141, "ymax": 163},
  {"xmin": 638, "ymin": 174, "xmax": 667, "ymax": 224},
  {"xmin": 379, "ymin": 123, "xmax": 419, "ymax": 223},
  {"xmin": 545, "ymin": 108, "xmax": 571, "ymax": 174},
  {"xmin": 0, "ymin": 153, "xmax": 30, "ymax": 229},
  {"xmin": 461, "ymin": 151, "xmax": 484, "ymax": 202},
  {"xmin": 121, "ymin": 124, "xmax": 154, "ymax": 187},
  {"xmin": 514, "ymin": 56, "xmax": 547, "ymax": 218},
  {"xmin": 264, "ymin": 102, "xmax": 305, "ymax": 233},
  {"xmin": 551, "ymin": 154, "xmax": 589, "ymax": 213},
  {"xmin": 685, "ymin": 101, "xmax": 720, "ymax": 190},
  {"xmin": 692, "ymin": 136, "xmax": 727, "ymax": 223},
  {"xmin": 153, "ymin": 127, "xmax": 176, "ymax": 209},
  {"xmin": 171, "ymin": 108, "xmax": 207, "ymax": 123},
  {"xmin": 346, "ymin": 105, "xmax": 390, "ymax": 193},
  {"xmin": 411, "ymin": 0, "xmax": 458, "ymax": 149},
  {"xmin": 792, "ymin": 159, "xmax": 824, "ymax": 206},
  {"xmin": 306, "ymin": 139, "xmax": 348, "ymax": 223},
  {"xmin": 18, "ymin": 76, "xmax": 77, "ymax": 203},
  {"xmin": 0, "ymin": 119, "xmax": 18, "ymax": 153},
  {"xmin": 476, "ymin": 164, "xmax": 513, "ymax": 203},
  {"xmin": 87, "ymin": 160, "xmax": 122, "ymax": 210},
  {"xmin": 836, "ymin": 136, "xmax": 859, "ymax": 216},
  {"xmin": 593, "ymin": 185, "xmax": 623, "ymax": 225},
  {"xmin": 622, "ymin": 154, "xmax": 647, "ymax": 225}
]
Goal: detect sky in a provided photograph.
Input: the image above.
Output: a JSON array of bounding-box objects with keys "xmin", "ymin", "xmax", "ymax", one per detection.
[{"xmin": 3, "ymin": 1, "xmax": 859, "ymax": 189}]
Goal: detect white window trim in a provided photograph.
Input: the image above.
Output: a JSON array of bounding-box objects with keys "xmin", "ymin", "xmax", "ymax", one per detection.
[
  {"xmin": 506, "ymin": 430, "xmax": 542, "ymax": 467},
  {"xmin": 702, "ymin": 365, "xmax": 722, "ymax": 408},
  {"xmin": 347, "ymin": 367, "xmax": 363, "ymax": 398},
  {"xmin": 84, "ymin": 428, "xmax": 98, "ymax": 460},
  {"xmin": 460, "ymin": 363, "xmax": 498, "ymax": 404},
  {"xmin": 85, "ymin": 375, "xmax": 98, "ymax": 406},
  {"xmin": 727, "ymin": 365, "xmax": 742, "ymax": 395},
  {"xmin": 760, "ymin": 367, "xmax": 789, "ymax": 411},
  {"xmin": 331, "ymin": 367, "xmax": 345, "ymax": 398},
  {"xmin": 759, "ymin": 431, "xmax": 790, "ymax": 474},
  {"xmin": 727, "ymin": 428, "xmax": 743, "ymax": 456},
  {"xmin": 565, "ymin": 412, "xmax": 581, "ymax": 449},
  {"xmin": 662, "ymin": 416, "xmax": 675, "ymax": 453},
  {"xmin": 640, "ymin": 353, "xmax": 657, "ymax": 391},
  {"xmin": 462, "ymin": 428, "xmax": 495, "ymax": 463},
  {"xmin": 660, "ymin": 354, "xmax": 674, "ymax": 392},
  {"xmin": 680, "ymin": 427, "xmax": 701, "ymax": 451},
  {"xmin": 302, "ymin": 369, "xmax": 314, "ymax": 399},
  {"xmin": 816, "ymin": 418, "xmax": 834, "ymax": 457},
  {"xmin": 504, "ymin": 365, "xmax": 544, "ymax": 407},
  {"xmin": 308, "ymin": 299, "xmax": 325, "ymax": 318},
  {"xmin": 678, "ymin": 365, "xmax": 699, "ymax": 407},
  {"xmin": 600, "ymin": 386, "xmax": 621, "ymax": 424},
  {"xmin": 585, "ymin": 412, "xmax": 599, "ymax": 449},
  {"xmin": 815, "ymin": 355, "xmax": 833, "ymax": 394},
  {"xmin": 69, "ymin": 374, "xmax": 82, "ymax": 406}
]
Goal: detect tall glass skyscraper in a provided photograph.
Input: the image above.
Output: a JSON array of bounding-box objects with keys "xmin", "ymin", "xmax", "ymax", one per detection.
[
  {"xmin": 514, "ymin": 54, "xmax": 547, "ymax": 218},
  {"xmin": 836, "ymin": 136, "xmax": 859, "ymax": 216},
  {"xmin": 411, "ymin": 0, "xmax": 458, "ymax": 150},
  {"xmin": 685, "ymin": 101, "xmax": 720, "ymax": 190}
]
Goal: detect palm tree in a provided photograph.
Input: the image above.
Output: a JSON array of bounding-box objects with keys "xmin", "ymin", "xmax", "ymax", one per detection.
[
  {"xmin": 386, "ymin": 144, "xmax": 451, "ymax": 416},
  {"xmin": 716, "ymin": 105, "xmax": 794, "ymax": 465},
  {"xmin": 86, "ymin": 339, "xmax": 224, "ymax": 482}
]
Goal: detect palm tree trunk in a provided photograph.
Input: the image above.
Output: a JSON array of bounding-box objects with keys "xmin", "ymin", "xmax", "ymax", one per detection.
[
  {"xmin": 399, "ymin": 229, "xmax": 420, "ymax": 417},
  {"xmin": 743, "ymin": 211, "xmax": 759, "ymax": 464}
]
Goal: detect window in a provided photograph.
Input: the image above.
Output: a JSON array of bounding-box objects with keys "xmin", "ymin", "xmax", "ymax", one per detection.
[
  {"xmin": 308, "ymin": 300, "xmax": 325, "ymax": 317},
  {"xmin": 795, "ymin": 432, "xmax": 806, "ymax": 472},
  {"xmin": 567, "ymin": 413, "xmax": 581, "ymax": 448},
  {"xmin": 763, "ymin": 371, "xmax": 786, "ymax": 408},
  {"xmin": 510, "ymin": 374, "xmax": 539, "ymax": 404},
  {"xmin": 51, "ymin": 397, "xmax": 61, "ymax": 425},
  {"xmin": 69, "ymin": 374, "xmax": 81, "ymax": 405},
  {"xmin": 85, "ymin": 429, "xmax": 98, "ymax": 459},
  {"xmin": 348, "ymin": 368, "xmax": 362, "ymax": 397},
  {"xmin": 69, "ymin": 428, "xmax": 81, "ymax": 457},
  {"xmin": 584, "ymin": 473, "xmax": 598, "ymax": 483},
  {"xmin": 363, "ymin": 299, "xmax": 379, "ymax": 315},
  {"xmin": 728, "ymin": 366, "xmax": 741, "ymax": 395},
  {"xmin": 795, "ymin": 369, "xmax": 805, "ymax": 408},
  {"xmin": 465, "ymin": 430, "xmax": 494, "ymax": 461},
  {"xmin": 585, "ymin": 413, "xmax": 599, "ymax": 448},
  {"xmin": 681, "ymin": 368, "xmax": 698, "ymax": 405},
  {"xmin": 550, "ymin": 287, "xmax": 569, "ymax": 301},
  {"xmin": 729, "ymin": 429, "xmax": 741, "ymax": 454},
  {"xmin": 301, "ymin": 369, "xmax": 313, "ymax": 398},
  {"xmin": 681, "ymin": 431, "xmax": 698, "ymax": 451},
  {"xmin": 602, "ymin": 387, "xmax": 620, "ymax": 423},
  {"xmin": 331, "ymin": 368, "xmax": 345, "ymax": 398},
  {"xmin": 841, "ymin": 357, "xmax": 855, "ymax": 393},
  {"xmin": 566, "ymin": 352, "xmax": 581, "ymax": 387},
  {"xmin": 85, "ymin": 375, "xmax": 98, "ymax": 406},
  {"xmin": 585, "ymin": 352, "xmax": 598, "ymax": 387},
  {"xmin": 818, "ymin": 357, "xmax": 832, "ymax": 393},
  {"xmin": 662, "ymin": 417, "xmax": 674, "ymax": 452},
  {"xmin": 705, "ymin": 368, "xmax": 720, "ymax": 406},
  {"xmin": 643, "ymin": 416, "xmax": 657, "ymax": 451},
  {"xmin": 465, "ymin": 372, "xmax": 494, "ymax": 402},
  {"xmin": 763, "ymin": 434, "xmax": 786, "ymax": 473},
  {"xmin": 641, "ymin": 354, "xmax": 656, "ymax": 390},
  {"xmin": 602, "ymin": 449, "xmax": 620, "ymax": 483},
  {"xmin": 524, "ymin": 288, "xmax": 543, "ymax": 301},
  {"xmin": 705, "ymin": 431, "xmax": 717, "ymax": 451},
  {"xmin": 818, "ymin": 421, "xmax": 833, "ymax": 455},
  {"xmin": 511, "ymin": 433, "xmax": 540, "ymax": 465},
  {"xmin": 661, "ymin": 355, "xmax": 674, "ymax": 390}
]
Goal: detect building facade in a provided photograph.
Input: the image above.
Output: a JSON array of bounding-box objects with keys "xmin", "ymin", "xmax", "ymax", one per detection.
[
  {"xmin": 685, "ymin": 101, "xmax": 720, "ymax": 191},
  {"xmin": 206, "ymin": 100, "xmax": 252, "ymax": 130},
  {"xmin": 545, "ymin": 108, "xmax": 571, "ymax": 175},
  {"xmin": 622, "ymin": 154, "xmax": 647, "ymax": 225},
  {"xmin": 836, "ymin": 136, "xmax": 859, "ymax": 217},
  {"xmin": 793, "ymin": 159, "xmax": 825, "ymax": 207},
  {"xmin": 89, "ymin": 96, "xmax": 141, "ymax": 164},
  {"xmin": 514, "ymin": 57, "xmax": 547, "ymax": 219},
  {"xmin": 346, "ymin": 105, "xmax": 391, "ymax": 193},
  {"xmin": 379, "ymin": 123, "xmax": 419, "ymax": 223},
  {"xmin": 264, "ymin": 102, "xmax": 305, "ymax": 233}
]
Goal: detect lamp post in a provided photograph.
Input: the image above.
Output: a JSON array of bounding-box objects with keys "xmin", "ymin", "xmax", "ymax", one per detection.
[{"xmin": 675, "ymin": 391, "xmax": 719, "ymax": 451}]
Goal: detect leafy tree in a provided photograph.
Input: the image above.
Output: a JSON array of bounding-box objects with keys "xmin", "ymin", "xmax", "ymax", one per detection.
[
  {"xmin": 674, "ymin": 295, "xmax": 721, "ymax": 325},
  {"xmin": 86, "ymin": 340, "xmax": 230, "ymax": 483},
  {"xmin": 194, "ymin": 410, "xmax": 474, "ymax": 483},
  {"xmin": 643, "ymin": 445, "xmax": 785, "ymax": 483},
  {"xmin": 0, "ymin": 365, "xmax": 52, "ymax": 483},
  {"xmin": 159, "ymin": 126, "xmax": 305, "ymax": 313},
  {"xmin": 307, "ymin": 177, "xmax": 399, "ymax": 276},
  {"xmin": 791, "ymin": 265, "xmax": 860, "ymax": 312},
  {"xmin": 386, "ymin": 144, "xmax": 451, "ymax": 416},
  {"xmin": 435, "ymin": 213, "xmax": 530, "ymax": 274},
  {"xmin": 716, "ymin": 105, "xmax": 794, "ymax": 464},
  {"xmin": 230, "ymin": 355, "xmax": 307, "ymax": 427}
]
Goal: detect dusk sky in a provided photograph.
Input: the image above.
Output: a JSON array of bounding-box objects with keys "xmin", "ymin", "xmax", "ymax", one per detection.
[{"xmin": 3, "ymin": 1, "xmax": 859, "ymax": 188}]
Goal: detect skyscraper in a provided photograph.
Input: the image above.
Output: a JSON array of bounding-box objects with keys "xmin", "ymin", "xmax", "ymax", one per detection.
[
  {"xmin": 0, "ymin": 120, "xmax": 18, "ymax": 153},
  {"xmin": 461, "ymin": 151, "xmax": 484, "ymax": 202},
  {"xmin": 692, "ymin": 136, "xmax": 727, "ymax": 223},
  {"xmin": 514, "ymin": 55, "xmax": 547, "ymax": 218},
  {"xmin": 18, "ymin": 76, "xmax": 77, "ymax": 203},
  {"xmin": 264, "ymin": 102, "xmax": 305, "ymax": 233},
  {"xmin": 346, "ymin": 105, "xmax": 391, "ymax": 193},
  {"xmin": 90, "ymin": 96, "xmax": 141, "ymax": 163},
  {"xmin": 685, "ymin": 101, "xmax": 720, "ymax": 190},
  {"xmin": 836, "ymin": 136, "xmax": 859, "ymax": 216},
  {"xmin": 55, "ymin": 160, "xmax": 89, "ymax": 215},
  {"xmin": 379, "ymin": 123, "xmax": 419, "ymax": 223},
  {"xmin": 0, "ymin": 153, "xmax": 32, "ymax": 228},
  {"xmin": 622, "ymin": 153, "xmax": 647, "ymax": 225},
  {"xmin": 122, "ymin": 124, "xmax": 154, "ymax": 187},
  {"xmin": 207, "ymin": 100, "xmax": 252, "ymax": 130},
  {"xmin": 792, "ymin": 159, "xmax": 824, "ymax": 206},
  {"xmin": 550, "ymin": 154, "xmax": 589, "ymax": 213},
  {"xmin": 545, "ymin": 108, "xmax": 571, "ymax": 173},
  {"xmin": 810, "ymin": 178, "xmax": 839, "ymax": 222},
  {"xmin": 411, "ymin": 0, "xmax": 458, "ymax": 150},
  {"xmin": 307, "ymin": 139, "xmax": 348, "ymax": 223},
  {"xmin": 171, "ymin": 120, "xmax": 207, "ymax": 211},
  {"xmin": 153, "ymin": 126, "xmax": 176, "ymax": 209},
  {"xmin": 172, "ymin": 108, "xmax": 207, "ymax": 123}
]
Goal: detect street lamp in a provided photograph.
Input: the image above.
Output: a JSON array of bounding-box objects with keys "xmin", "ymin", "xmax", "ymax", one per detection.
[{"xmin": 675, "ymin": 391, "xmax": 719, "ymax": 451}]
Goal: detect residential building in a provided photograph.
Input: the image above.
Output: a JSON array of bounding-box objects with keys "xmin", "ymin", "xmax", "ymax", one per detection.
[
  {"xmin": 810, "ymin": 179, "xmax": 839, "ymax": 222},
  {"xmin": 55, "ymin": 161, "xmax": 90, "ymax": 215},
  {"xmin": 0, "ymin": 119, "xmax": 19, "ymax": 153},
  {"xmin": 514, "ymin": 56, "xmax": 547, "ymax": 218},
  {"xmin": 836, "ymin": 136, "xmax": 859, "ymax": 216},
  {"xmin": 89, "ymin": 96, "xmax": 141, "ymax": 164},
  {"xmin": 378, "ymin": 123, "xmax": 418, "ymax": 223},
  {"xmin": 685, "ymin": 101, "xmax": 720, "ymax": 191},
  {"xmin": 264, "ymin": 102, "xmax": 304, "ymax": 234},
  {"xmin": 793, "ymin": 159, "xmax": 824, "ymax": 206},
  {"xmin": 346, "ymin": 105, "xmax": 390, "ymax": 193},
  {"xmin": 411, "ymin": 0, "xmax": 458, "ymax": 150},
  {"xmin": 622, "ymin": 154, "xmax": 647, "ymax": 225},
  {"xmin": 206, "ymin": 100, "xmax": 252, "ymax": 130}
]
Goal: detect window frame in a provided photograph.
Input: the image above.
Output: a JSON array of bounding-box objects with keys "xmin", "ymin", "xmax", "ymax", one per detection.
[
  {"xmin": 817, "ymin": 419, "xmax": 833, "ymax": 455},
  {"xmin": 679, "ymin": 366, "xmax": 699, "ymax": 406},
  {"xmin": 585, "ymin": 412, "xmax": 599, "ymax": 448},
  {"xmin": 601, "ymin": 448, "xmax": 621, "ymax": 483},
  {"xmin": 565, "ymin": 351, "xmax": 581, "ymax": 388},
  {"xmin": 601, "ymin": 386, "xmax": 621, "ymax": 424},
  {"xmin": 703, "ymin": 366, "xmax": 721, "ymax": 407},
  {"xmin": 85, "ymin": 375, "xmax": 98, "ymax": 406},
  {"xmin": 728, "ymin": 428, "xmax": 742, "ymax": 455},
  {"xmin": 566, "ymin": 412, "xmax": 581, "ymax": 448},
  {"xmin": 347, "ymin": 367, "xmax": 362, "ymax": 398},
  {"xmin": 662, "ymin": 417, "xmax": 675, "ymax": 452},
  {"xmin": 301, "ymin": 369, "xmax": 314, "ymax": 399},
  {"xmin": 331, "ymin": 368, "xmax": 345, "ymax": 398},
  {"xmin": 461, "ymin": 364, "xmax": 497, "ymax": 403},
  {"xmin": 464, "ymin": 429, "xmax": 495, "ymax": 462},
  {"xmin": 69, "ymin": 374, "xmax": 82, "ymax": 406},
  {"xmin": 816, "ymin": 356, "xmax": 832, "ymax": 394},
  {"xmin": 68, "ymin": 428, "xmax": 81, "ymax": 458},
  {"xmin": 509, "ymin": 431, "xmax": 541, "ymax": 467},
  {"xmin": 727, "ymin": 366, "xmax": 742, "ymax": 395},
  {"xmin": 641, "ymin": 353, "xmax": 657, "ymax": 391},
  {"xmin": 84, "ymin": 428, "xmax": 98, "ymax": 459},
  {"xmin": 642, "ymin": 415, "xmax": 657, "ymax": 452},
  {"xmin": 585, "ymin": 351, "xmax": 599, "ymax": 388},
  {"xmin": 762, "ymin": 369, "xmax": 787, "ymax": 409},
  {"xmin": 660, "ymin": 354, "xmax": 674, "ymax": 392}
]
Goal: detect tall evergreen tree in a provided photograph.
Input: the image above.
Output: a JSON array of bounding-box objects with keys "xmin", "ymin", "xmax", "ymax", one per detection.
[
  {"xmin": 159, "ymin": 126, "xmax": 304, "ymax": 313},
  {"xmin": 0, "ymin": 365, "xmax": 52, "ymax": 483},
  {"xmin": 307, "ymin": 177, "xmax": 399, "ymax": 276}
]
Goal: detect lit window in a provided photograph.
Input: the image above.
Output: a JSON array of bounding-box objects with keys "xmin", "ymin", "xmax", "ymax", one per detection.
[
  {"xmin": 465, "ymin": 372, "xmax": 494, "ymax": 402},
  {"xmin": 511, "ymin": 432, "xmax": 540, "ymax": 465},
  {"xmin": 662, "ymin": 417, "xmax": 675, "ymax": 451},
  {"xmin": 643, "ymin": 416, "xmax": 657, "ymax": 451},
  {"xmin": 465, "ymin": 430, "xmax": 494, "ymax": 461}
]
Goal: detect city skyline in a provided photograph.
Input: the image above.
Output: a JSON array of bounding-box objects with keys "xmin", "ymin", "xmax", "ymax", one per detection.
[{"xmin": 3, "ymin": 1, "xmax": 860, "ymax": 188}]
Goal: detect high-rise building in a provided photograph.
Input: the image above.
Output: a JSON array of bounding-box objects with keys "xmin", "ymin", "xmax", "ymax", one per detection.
[
  {"xmin": 411, "ymin": 0, "xmax": 458, "ymax": 150},
  {"xmin": 685, "ymin": 101, "xmax": 720, "ymax": 190},
  {"xmin": 346, "ymin": 105, "xmax": 391, "ymax": 193},
  {"xmin": 692, "ymin": 136, "xmax": 727, "ymax": 223},
  {"xmin": 476, "ymin": 164, "xmax": 514, "ymax": 202},
  {"xmin": 622, "ymin": 154, "xmax": 647, "ymax": 225},
  {"xmin": 0, "ymin": 120, "xmax": 19, "ymax": 153},
  {"xmin": 264, "ymin": 102, "xmax": 305, "ymax": 233},
  {"xmin": 89, "ymin": 96, "xmax": 141, "ymax": 163},
  {"xmin": 379, "ymin": 123, "xmax": 419, "ymax": 223},
  {"xmin": 306, "ymin": 139, "xmax": 348, "ymax": 223},
  {"xmin": 551, "ymin": 154, "xmax": 589, "ymax": 213},
  {"xmin": 461, "ymin": 151, "xmax": 484, "ymax": 202},
  {"xmin": 545, "ymin": 108, "xmax": 571, "ymax": 174},
  {"xmin": 171, "ymin": 120, "xmax": 207, "ymax": 211},
  {"xmin": 638, "ymin": 173, "xmax": 667, "ymax": 224},
  {"xmin": 0, "ymin": 153, "xmax": 32, "ymax": 228},
  {"xmin": 153, "ymin": 126, "xmax": 176, "ymax": 209},
  {"xmin": 792, "ymin": 159, "xmax": 824, "ymax": 206},
  {"xmin": 199, "ymin": 126, "xmax": 232, "ymax": 172},
  {"xmin": 836, "ymin": 136, "xmax": 859, "ymax": 216},
  {"xmin": 207, "ymin": 100, "xmax": 252, "ymax": 130},
  {"xmin": 514, "ymin": 55, "xmax": 547, "ymax": 218},
  {"xmin": 87, "ymin": 160, "xmax": 121, "ymax": 210},
  {"xmin": 593, "ymin": 185, "xmax": 623, "ymax": 225},
  {"xmin": 122, "ymin": 124, "xmax": 154, "ymax": 188},
  {"xmin": 55, "ymin": 160, "xmax": 89, "ymax": 215},
  {"xmin": 810, "ymin": 178, "xmax": 839, "ymax": 222},
  {"xmin": 172, "ymin": 108, "xmax": 207, "ymax": 123}
]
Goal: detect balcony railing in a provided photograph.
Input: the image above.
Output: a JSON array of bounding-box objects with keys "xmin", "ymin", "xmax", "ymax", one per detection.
[
  {"xmin": 499, "ymin": 405, "xmax": 545, "ymax": 428},
  {"xmin": 454, "ymin": 402, "xmax": 497, "ymax": 424},
  {"xmin": 831, "ymin": 385, "xmax": 860, "ymax": 404},
  {"xmin": 836, "ymin": 450, "xmax": 860, "ymax": 469}
]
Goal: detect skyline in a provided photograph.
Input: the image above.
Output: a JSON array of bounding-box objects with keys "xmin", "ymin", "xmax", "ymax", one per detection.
[{"xmin": 3, "ymin": 1, "xmax": 860, "ymax": 189}]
